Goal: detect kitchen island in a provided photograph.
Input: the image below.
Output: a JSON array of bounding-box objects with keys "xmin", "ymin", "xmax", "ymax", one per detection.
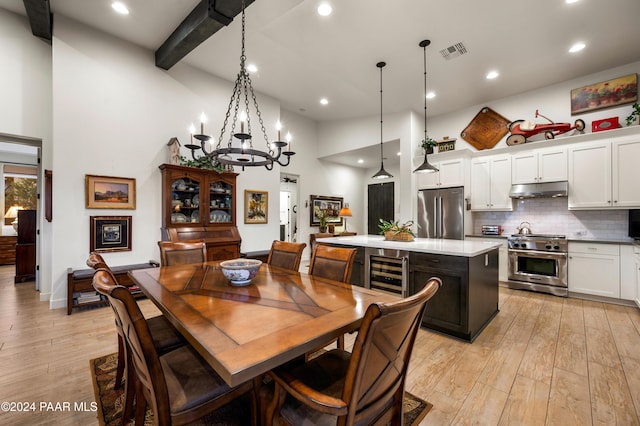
[{"xmin": 317, "ymin": 235, "xmax": 501, "ymax": 342}]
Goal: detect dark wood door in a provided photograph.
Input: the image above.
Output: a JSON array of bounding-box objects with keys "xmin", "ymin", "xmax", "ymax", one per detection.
[{"xmin": 367, "ymin": 182, "xmax": 394, "ymax": 235}]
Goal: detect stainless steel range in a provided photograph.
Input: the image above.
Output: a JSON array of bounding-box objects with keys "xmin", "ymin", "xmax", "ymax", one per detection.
[{"xmin": 507, "ymin": 234, "xmax": 568, "ymax": 297}]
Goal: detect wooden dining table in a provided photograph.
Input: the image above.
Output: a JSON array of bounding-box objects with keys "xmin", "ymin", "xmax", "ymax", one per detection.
[{"xmin": 129, "ymin": 261, "xmax": 398, "ymax": 387}]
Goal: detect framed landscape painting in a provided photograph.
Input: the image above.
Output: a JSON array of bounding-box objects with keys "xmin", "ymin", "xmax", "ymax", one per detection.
[
  {"xmin": 309, "ymin": 195, "xmax": 343, "ymax": 226},
  {"xmin": 86, "ymin": 175, "xmax": 136, "ymax": 209},
  {"xmin": 570, "ymin": 73, "xmax": 638, "ymax": 115},
  {"xmin": 245, "ymin": 190, "xmax": 268, "ymax": 224},
  {"xmin": 90, "ymin": 216, "xmax": 132, "ymax": 253}
]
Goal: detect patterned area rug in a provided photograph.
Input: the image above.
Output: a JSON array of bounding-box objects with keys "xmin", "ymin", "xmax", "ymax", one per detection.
[{"xmin": 90, "ymin": 352, "xmax": 432, "ymax": 425}]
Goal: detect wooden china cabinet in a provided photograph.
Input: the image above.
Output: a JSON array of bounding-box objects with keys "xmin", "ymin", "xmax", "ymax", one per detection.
[{"xmin": 159, "ymin": 164, "xmax": 241, "ymax": 261}]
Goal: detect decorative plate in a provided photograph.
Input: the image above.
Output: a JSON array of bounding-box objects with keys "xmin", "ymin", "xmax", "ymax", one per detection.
[
  {"xmin": 172, "ymin": 179, "xmax": 186, "ymax": 191},
  {"xmin": 192, "ymin": 194, "xmax": 199, "ymax": 207},
  {"xmin": 171, "ymin": 213, "xmax": 187, "ymax": 223},
  {"xmin": 191, "ymin": 210, "xmax": 200, "ymax": 222},
  {"xmin": 210, "ymin": 210, "xmax": 231, "ymax": 222}
]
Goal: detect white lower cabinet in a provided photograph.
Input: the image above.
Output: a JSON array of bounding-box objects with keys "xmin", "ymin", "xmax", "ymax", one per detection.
[
  {"xmin": 568, "ymin": 242, "xmax": 620, "ymax": 298},
  {"xmin": 620, "ymin": 245, "xmax": 636, "ymax": 300},
  {"xmin": 465, "ymin": 237, "xmax": 508, "ymax": 282}
]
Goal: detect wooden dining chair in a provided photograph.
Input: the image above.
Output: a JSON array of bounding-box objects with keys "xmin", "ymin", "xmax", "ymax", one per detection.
[
  {"xmin": 308, "ymin": 245, "xmax": 357, "ymax": 352},
  {"xmin": 92, "ymin": 269, "xmax": 257, "ymax": 426},
  {"xmin": 267, "ymin": 240, "xmax": 307, "ymax": 272},
  {"xmin": 308, "ymin": 244, "xmax": 357, "ymax": 283},
  {"xmin": 264, "ymin": 277, "xmax": 441, "ymax": 426},
  {"xmin": 86, "ymin": 252, "xmax": 185, "ymax": 421},
  {"xmin": 158, "ymin": 239, "xmax": 207, "ymax": 266},
  {"xmin": 309, "ymin": 232, "xmax": 334, "ymax": 252}
]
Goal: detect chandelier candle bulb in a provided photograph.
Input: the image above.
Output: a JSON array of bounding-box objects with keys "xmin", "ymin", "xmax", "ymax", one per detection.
[
  {"xmin": 276, "ymin": 121, "xmax": 282, "ymax": 141},
  {"xmin": 200, "ymin": 112, "xmax": 207, "ymax": 134},
  {"xmin": 286, "ymin": 132, "xmax": 292, "ymax": 151}
]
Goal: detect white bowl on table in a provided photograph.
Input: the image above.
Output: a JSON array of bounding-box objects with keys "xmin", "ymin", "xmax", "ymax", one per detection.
[{"xmin": 219, "ymin": 259, "xmax": 262, "ymax": 286}]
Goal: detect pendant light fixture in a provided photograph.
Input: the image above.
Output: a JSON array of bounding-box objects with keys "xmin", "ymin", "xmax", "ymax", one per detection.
[
  {"xmin": 372, "ymin": 61, "xmax": 393, "ymax": 179},
  {"xmin": 413, "ymin": 39, "xmax": 439, "ymax": 174},
  {"xmin": 184, "ymin": 0, "xmax": 294, "ymax": 171}
]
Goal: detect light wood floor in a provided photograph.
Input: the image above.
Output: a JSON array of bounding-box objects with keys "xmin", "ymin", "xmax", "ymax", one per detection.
[{"xmin": 1, "ymin": 264, "xmax": 640, "ymax": 425}]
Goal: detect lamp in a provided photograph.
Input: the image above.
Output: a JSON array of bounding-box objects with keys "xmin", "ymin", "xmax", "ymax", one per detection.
[
  {"xmin": 184, "ymin": 0, "xmax": 294, "ymax": 171},
  {"xmin": 413, "ymin": 39, "xmax": 439, "ymax": 174},
  {"xmin": 372, "ymin": 61, "xmax": 393, "ymax": 179},
  {"xmin": 4, "ymin": 205, "xmax": 23, "ymax": 232},
  {"xmin": 338, "ymin": 203, "xmax": 352, "ymax": 231}
]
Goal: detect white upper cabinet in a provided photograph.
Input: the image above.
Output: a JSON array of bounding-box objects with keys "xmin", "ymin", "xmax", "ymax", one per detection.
[
  {"xmin": 470, "ymin": 154, "xmax": 512, "ymax": 211},
  {"xmin": 417, "ymin": 157, "xmax": 466, "ymax": 189},
  {"xmin": 512, "ymin": 146, "xmax": 567, "ymax": 184},
  {"xmin": 612, "ymin": 139, "xmax": 640, "ymax": 207},
  {"xmin": 568, "ymin": 138, "xmax": 640, "ymax": 209}
]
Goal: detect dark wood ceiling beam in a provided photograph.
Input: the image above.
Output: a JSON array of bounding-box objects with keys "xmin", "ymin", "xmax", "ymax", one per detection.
[
  {"xmin": 155, "ymin": 0, "xmax": 255, "ymax": 70},
  {"xmin": 23, "ymin": 0, "xmax": 52, "ymax": 42}
]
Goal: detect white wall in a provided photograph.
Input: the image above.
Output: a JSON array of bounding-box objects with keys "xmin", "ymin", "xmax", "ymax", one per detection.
[
  {"xmin": 0, "ymin": 8, "xmax": 52, "ymax": 301},
  {"xmin": 50, "ymin": 16, "xmax": 284, "ymax": 308}
]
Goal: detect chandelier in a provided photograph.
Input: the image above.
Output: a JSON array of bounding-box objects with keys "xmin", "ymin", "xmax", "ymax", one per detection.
[
  {"xmin": 413, "ymin": 39, "xmax": 439, "ymax": 173},
  {"xmin": 184, "ymin": 0, "xmax": 294, "ymax": 171}
]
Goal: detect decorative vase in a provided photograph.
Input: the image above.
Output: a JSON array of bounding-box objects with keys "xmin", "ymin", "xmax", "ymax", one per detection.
[{"xmin": 319, "ymin": 226, "xmax": 328, "ymax": 233}]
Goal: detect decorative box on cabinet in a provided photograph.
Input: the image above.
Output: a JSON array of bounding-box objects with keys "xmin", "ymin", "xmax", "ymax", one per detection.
[
  {"xmin": 15, "ymin": 209, "xmax": 36, "ymax": 283},
  {"xmin": 159, "ymin": 164, "xmax": 241, "ymax": 261}
]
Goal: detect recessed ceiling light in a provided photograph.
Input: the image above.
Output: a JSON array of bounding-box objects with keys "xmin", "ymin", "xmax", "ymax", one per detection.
[
  {"xmin": 357, "ymin": 159, "xmax": 364, "ymax": 164},
  {"xmin": 317, "ymin": 3, "xmax": 332, "ymax": 16},
  {"xmin": 569, "ymin": 42, "xmax": 586, "ymax": 53},
  {"xmin": 565, "ymin": 0, "xmax": 579, "ymax": 4},
  {"xmin": 426, "ymin": 91, "xmax": 436, "ymax": 99},
  {"xmin": 396, "ymin": 152, "xmax": 401, "ymax": 156},
  {"xmin": 111, "ymin": 2, "xmax": 129, "ymax": 15},
  {"xmin": 320, "ymin": 98, "xmax": 329, "ymax": 105},
  {"xmin": 246, "ymin": 64, "xmax": 258, "ymax": 73},
  {"xmin": 486, "ymin": 70, "xmax": 499, "ymax": 80}
]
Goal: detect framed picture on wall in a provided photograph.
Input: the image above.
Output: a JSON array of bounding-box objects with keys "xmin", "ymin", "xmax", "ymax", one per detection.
[
  {"xmin": 86, "ymin": 174, "xmax": 136, "ymax": 209},
  {"xmin": 244, "ymin": 190, "xmax": 268, "ymax": 224},
  {"xmin": 309, "ymin": 195, "xmax": 343, "ymax": 226},
  {"xmin": 570, "ymin": 73, "xmax": 638, "ymax": 115},
  {"xmin": 90, "ymin": 216, "xmax": 132, "ymax": 253}
]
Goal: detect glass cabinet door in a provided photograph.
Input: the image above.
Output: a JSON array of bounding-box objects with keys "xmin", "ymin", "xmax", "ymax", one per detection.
[
  {"xmin": 170, "ymin": 176, "xmax": 201, "ymax": 224},
  {"xmin": 208, "ymin": 180, "xmax": 232, "ymax": 224}
]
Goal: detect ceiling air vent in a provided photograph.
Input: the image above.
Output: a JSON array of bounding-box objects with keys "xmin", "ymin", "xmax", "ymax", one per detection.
[{"xmin": 439, "ymin": 42, "xmax": 468, "ymax": 60}]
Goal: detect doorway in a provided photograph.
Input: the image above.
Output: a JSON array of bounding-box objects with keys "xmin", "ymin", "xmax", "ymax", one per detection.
[
  {"xmin": 279, "ymin": 173, "xmax": 300, "ymax": 243},
  {"xmin": 367, "ymin": 182, "xmax": 394, "ymax": 235},
  {"xmin": 0, "ymin": 136, "xmax": 42, "ymax": 290}
]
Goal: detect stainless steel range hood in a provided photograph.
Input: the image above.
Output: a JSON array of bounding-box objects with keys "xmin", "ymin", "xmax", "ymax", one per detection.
[{"xmin": 509, "ymin": 181, "xmax": 568, "ymax": 199}]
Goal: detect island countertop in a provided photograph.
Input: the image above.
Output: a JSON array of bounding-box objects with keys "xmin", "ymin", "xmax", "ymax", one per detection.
[{"xmin": 317, "ymin": 235, "xmax": 501, "ymax": 257}]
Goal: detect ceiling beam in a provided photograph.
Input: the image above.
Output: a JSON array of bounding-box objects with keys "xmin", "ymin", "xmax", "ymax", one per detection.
[
  {"xmin": 23, "ymin": 0, "xmax": 52, "ymax": 42},
  {"xmin": 155, "ymin": 0, "xmax": 255, "ymax": 70}
]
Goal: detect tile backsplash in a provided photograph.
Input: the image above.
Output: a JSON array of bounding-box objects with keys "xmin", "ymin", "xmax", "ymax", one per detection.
[{"xmin": 472, "ymin": 198, "xmax": 630, "ymax": 239}]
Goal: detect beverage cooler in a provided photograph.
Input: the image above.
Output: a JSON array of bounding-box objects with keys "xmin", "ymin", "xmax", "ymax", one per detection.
[{"xmin": 365, "ymin": 247, "xmax": 409, "ymax": 296}]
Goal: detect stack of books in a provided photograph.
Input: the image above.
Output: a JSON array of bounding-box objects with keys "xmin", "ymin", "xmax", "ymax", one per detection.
[{"xmin": 74, "ymin": 291, "xmax": 102, "ymax": 305}]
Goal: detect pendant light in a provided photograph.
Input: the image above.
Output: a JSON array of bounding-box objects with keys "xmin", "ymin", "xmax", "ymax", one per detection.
[
  {"xmin": 413, "ymin": 39, "xmax": 439, "ymax": 173},
  {"xmin": 372, "ymin": 61, "xmax": 393, "ymax": 180}
]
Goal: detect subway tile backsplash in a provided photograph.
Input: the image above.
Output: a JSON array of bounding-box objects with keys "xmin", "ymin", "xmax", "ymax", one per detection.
[{"xmin": 472, "ymin": 198, "xmax": 629, "ymax": 239}]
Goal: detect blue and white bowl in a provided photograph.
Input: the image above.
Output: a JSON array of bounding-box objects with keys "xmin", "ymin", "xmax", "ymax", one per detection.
[{"xmin": 219, "ymin": 259, "xmax": 262, "ymax": 286}]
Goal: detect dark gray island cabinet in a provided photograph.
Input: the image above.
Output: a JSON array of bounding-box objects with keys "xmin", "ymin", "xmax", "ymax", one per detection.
[
  {"xmin": 409, "ymin": 250, "xmax": 498, "ymax": 342},
  {"xmin": 316, "ymin": 235, "xmax": 500, "ymax": 342}
]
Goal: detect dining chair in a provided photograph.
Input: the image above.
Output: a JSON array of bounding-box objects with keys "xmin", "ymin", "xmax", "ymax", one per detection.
[
  {"xmin": 308, "ymin": 244, "xmax": 357, "ymax": 283},
  {"xmin": 264, "ymin": 277, "xmax": 441, "ymax": 426},
  {"xmin": 92, "ymin": 269, "xmax": 257, "ymax": 426},
  {"xmin": 158, "ymin": 239, "xmax": 207, "ymax": 266},
  {"xmin": 267, "ymin": 240, "xmax": 307, "ymax": 272},
  {"xmin": 86, "ymin": 252, "xmax": 185, "ymax": 421},
  {"xmin": 308, "ymin": 245, "xmax": 358, "ymax": 352},
  {"xmin": 309, "ymin": 232, "xmax": 334, "ymax": 252}
]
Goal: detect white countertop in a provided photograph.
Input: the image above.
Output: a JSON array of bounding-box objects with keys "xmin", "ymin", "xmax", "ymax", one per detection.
[{"xmin": 317, "ymin": 235, "xmax": 501, "ymax": 257}]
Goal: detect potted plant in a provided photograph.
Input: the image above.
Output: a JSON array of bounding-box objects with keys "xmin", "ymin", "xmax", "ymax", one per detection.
[
  {"xmin": 317, "ymin": 209, "xmax": 328, "ymax": 233},
  {"xmin": 378, "ymin": 219, "xmax": 416, "ymax": 241},
  {"xmin": 625, "ymin": 102, "xmax": 640, "ymax": 126},
  {"xmin": 420, "ymin": 137, "xmax": 438, "ymax": 154}
]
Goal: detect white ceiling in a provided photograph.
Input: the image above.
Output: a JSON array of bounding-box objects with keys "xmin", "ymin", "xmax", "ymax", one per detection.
[{"xmin": 1, "ymin": 0, "xmax": 640, "ymax": 167}]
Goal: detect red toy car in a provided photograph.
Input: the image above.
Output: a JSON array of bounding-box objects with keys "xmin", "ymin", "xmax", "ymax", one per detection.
[{"xmin": 506, "ymin": 110, "xmax": 585, "ymax": 146}]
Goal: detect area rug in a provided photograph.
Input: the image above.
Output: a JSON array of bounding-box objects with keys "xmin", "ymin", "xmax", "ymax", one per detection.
[{"xmin": 90, "ymin": 352, "xmax": 432, "ymax": 425}]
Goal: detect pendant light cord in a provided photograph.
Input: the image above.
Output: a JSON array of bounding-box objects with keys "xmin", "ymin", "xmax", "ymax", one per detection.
[{"xmin": 423, "ymin": 43, "xmax": 427, "ymax": 143}]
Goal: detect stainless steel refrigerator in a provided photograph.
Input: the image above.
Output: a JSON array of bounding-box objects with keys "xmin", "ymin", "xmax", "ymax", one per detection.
[{"xmin": 417, "ymin": 186, "xmax": 464, "ymax": 239}]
